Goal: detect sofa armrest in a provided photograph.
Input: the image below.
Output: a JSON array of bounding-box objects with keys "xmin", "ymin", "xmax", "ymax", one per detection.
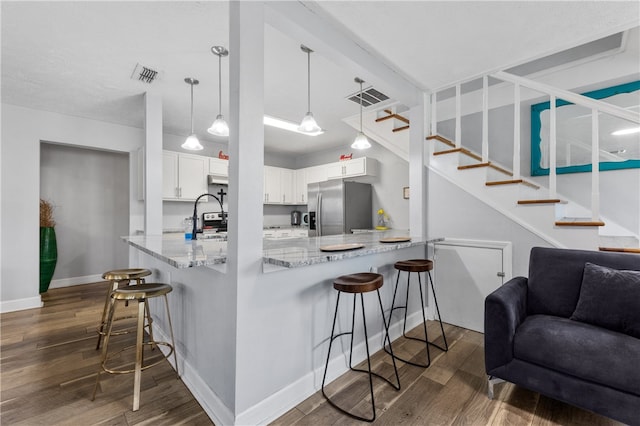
[{"xmin": 484, "ymin": 276, "xmax": 528, "ymax": 374}]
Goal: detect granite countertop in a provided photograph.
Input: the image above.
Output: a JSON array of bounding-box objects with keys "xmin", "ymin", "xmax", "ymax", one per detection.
[{"xmin": 124, "ymin": 229, "xmax": 427, "ymax": 270}]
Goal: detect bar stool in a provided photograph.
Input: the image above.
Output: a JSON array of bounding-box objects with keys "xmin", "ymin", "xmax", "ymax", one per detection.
[
  {"xmin": 96, "ymin": 268, "xmax": 152, "ymax": 350},
  {"xmin": 92, "ymin": 283, "xmax": 178, "ymax": 412},
  {"xmin": 384, "ymin": 259, "xmax": 448, "ymax": 369},
  {"xmin": 321, "ymin": 272, "xmax": 400, "ymax": 422}
]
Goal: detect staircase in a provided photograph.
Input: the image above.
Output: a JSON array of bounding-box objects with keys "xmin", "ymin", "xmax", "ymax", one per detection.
[{"xmin": 343, "ymin": 73, "xmax": 640, "ymax": 253}]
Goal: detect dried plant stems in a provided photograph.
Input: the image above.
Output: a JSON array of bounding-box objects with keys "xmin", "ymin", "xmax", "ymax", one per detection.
[{"xmin": 40, "ymin": 199, "xmax": 56, "ymax": 227}]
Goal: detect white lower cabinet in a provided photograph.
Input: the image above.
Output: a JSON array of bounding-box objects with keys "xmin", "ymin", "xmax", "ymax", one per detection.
[{"xmin": 163, "ymin": 151, "xmax": 207, "ymax": 201}]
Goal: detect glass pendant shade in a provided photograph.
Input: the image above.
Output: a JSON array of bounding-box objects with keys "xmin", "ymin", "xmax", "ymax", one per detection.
[
  {"xmin": 208, "ymin": 114, "xmax": 229, "ymax": 136},
  {"xmin": 298, "ymin": 112, "xmax": 321, "ymax": 133},
  {"xmin": 182, "ymin": 133, "xmax": 203, "ymax": 151},
  {"xmin": 351, "ymin": 132, "xmax": 371, "ymax": 150}
]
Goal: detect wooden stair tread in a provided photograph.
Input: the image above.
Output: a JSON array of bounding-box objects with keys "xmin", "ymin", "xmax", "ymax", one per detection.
[
  {"xmin": 458, "ymin": 162, "xmax": 491, "ymax": 170},
  {"xmin": 599, "ymin": 247, "xmax": 640, "ymax": 254},
  {"xmin": 426, "ymin": 134, "xmax": 456, "ymax": 148},
  {"xmin": 392, "ymin": 125, "xmax": 410, "ymax": 132},
  {"xmin": 517, "ymin": 199, "xmax": 562, "ymax": 204},
  {"xmin": 433, "ymin": 148, "xmax": 463, "ymax": 156},
  {"xmin": 555, "ymin": 218, "xmax": 605, "ymax": 227},
  {"xmin": 486, "ymin": 179, "xmax": 524, "ymax": 186}
]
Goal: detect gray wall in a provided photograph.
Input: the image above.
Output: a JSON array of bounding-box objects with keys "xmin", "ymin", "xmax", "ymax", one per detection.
[{"xmin": 40, "ymin": 143, "xmax": 129, "ymax": 281}]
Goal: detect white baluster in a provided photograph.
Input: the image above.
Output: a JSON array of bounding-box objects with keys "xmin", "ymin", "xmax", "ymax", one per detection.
[
  {"xmin": 455, "ymin": 84, "xmax": 461, "ymax": 147},
  {"xmin": 549, "ymin": 96, "xmax": 557, "ymax": 198},
  {"xmin": 591, "ymin": 109, "xmax": 600, "ymax": 221},
  {"xmin": 482, "ymin": 75, "xmax": 489, "ymax": 162},
  {"xmin": 431, "ymin": 92, "xmax": 437, "ymax": 136},
  {"xmin": 513, "ymin": 83, "xmax": 521, "ymax": 180}
]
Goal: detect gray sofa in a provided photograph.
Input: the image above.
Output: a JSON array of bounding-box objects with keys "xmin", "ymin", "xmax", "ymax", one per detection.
[{"xmin": 485, "ymin": 247, "xmax": 640, "ymax": 425}]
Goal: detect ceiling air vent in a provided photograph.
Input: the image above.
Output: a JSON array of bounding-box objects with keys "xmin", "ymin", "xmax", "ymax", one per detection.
[
  {"xmin": 131, "ymin": 63, "xmax": 159, "ymax": 84},
  {"xmin": 347, "ymin": 86, "xmax": 389, "ymax": 108}
]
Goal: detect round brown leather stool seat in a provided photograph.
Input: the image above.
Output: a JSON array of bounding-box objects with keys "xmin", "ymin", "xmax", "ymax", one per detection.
[
  {"xmin": 92, "ymin": 283, "xmax": 178, "ymax": 412},
  {"xmin": 96, "ymin": 268, "xmax": 152, "ymax": 350},
  {"xmin": 394, "ymin": 259, "xmax": 434, "ymax": 272},
  {"xmin": 321, "ymin": 272, "xmax": 400, "ymax": 422},
  {"xmin": 384, "ymin": 258, "xmax": 448, "ymax": 369}
]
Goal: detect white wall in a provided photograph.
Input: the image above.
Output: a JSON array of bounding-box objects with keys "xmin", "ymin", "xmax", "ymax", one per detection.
[
  {"xmin": 40, "ymin": 143, "xmax": 129, "ymax": 283},
  {"xmin": 1, "ymin": 104, "xmax": 144, "ymax": 312}
]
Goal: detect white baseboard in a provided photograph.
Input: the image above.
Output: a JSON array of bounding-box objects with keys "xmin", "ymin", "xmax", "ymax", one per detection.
[
  {"xmin": 1, "ymin": 296, "xmax": 43, "ymax": 313},
  {"xmin": 49, "ymin": 274, "xmax": 103, "ymax": 289},
  {"xmin": 150, "ymin": 310, "xmax": 426, "ymax": 425},
  {"xmin": 152, "ymin": 324, "xmax": 235, "ymax": 426},
  {"xmin": 236, "ymin": 310, "xmax": 425, "ymax": 425}
]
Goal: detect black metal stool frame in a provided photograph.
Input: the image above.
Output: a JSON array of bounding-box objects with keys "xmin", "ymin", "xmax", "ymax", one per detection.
[
  {"xmin": 384, "ymin": 266, "xmax": 448, "ymax": 368},
  {"xmin": 321, "ymin": 288, "xmax": 400, "ymax": 423}
]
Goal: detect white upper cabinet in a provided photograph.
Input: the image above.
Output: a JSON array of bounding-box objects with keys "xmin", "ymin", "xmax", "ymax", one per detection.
[
  {"xmin": 281, "ymin": 168, "xmax": 295, "ymax": 204},
  {"xmin": 326, "ymin": 157, "xmax": 378, "ymax": 180},
  {"xmin": 294, "ymin": 169, "xmax": 307, "ymax": 204},
  {"xmin": 263, "ymin": 166, "xmax": 283, "ymax": 204},
  {"xmin": 163, "ymin": 151, "xmax": 207, "ymax": 201},
  {"xmin": 209, "ymin": 157, "xmax": 229, "ymax": 176},
  {"xmin": 305, "ymin": 165, "xmax": 328, "ymax": 184}
]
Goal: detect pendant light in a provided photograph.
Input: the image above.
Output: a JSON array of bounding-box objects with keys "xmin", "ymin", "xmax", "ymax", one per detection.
[
  {"xmin": 298, "ymin": 45, "xmax": 322, "ymax": 134},
  {"xmin": 351, "ymin": 77, "xmax": 371, "ymax": 150},
  {"xmin": 207, "ymin": 46, "xmax": 229, "ymax": 137},
  {"xmin": 182, "ymin": 78, "xmax": 203, "ymax": 151}
]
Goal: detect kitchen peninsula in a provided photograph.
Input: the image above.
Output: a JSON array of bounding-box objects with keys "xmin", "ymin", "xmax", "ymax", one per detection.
[
  {"xmin": 124, "ymin": 229, "xmax": 425, "ymax": 271},
  {"xmin": 124, "ymin": 229, "xmax": 430, "ymax": 425}
]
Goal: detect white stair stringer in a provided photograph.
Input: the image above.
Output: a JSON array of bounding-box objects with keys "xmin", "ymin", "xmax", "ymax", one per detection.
[{"xmin": 429, "ymin": 151, "xmax": 600, "ymax": 250}]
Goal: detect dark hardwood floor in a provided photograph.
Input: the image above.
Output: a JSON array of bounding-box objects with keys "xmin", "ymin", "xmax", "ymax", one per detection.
[{"xmin": 1, "ymin": 282, "xmax": 621, "ymax": 425}]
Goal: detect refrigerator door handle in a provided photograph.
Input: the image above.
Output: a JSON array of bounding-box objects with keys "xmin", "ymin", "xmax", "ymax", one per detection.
[{"xmin": 317, "ymin": 193, "xmax": 322, "ymax": 237}]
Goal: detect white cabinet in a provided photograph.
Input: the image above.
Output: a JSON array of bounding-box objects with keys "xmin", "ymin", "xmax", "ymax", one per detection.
[
  {"xmin": 163, "ymin": 151, "xmax": 207, "ymax": 201},
  {"xmin": 294, "ymin": 169, "xmax": 307, "ymax": 204},
  {"xmin": 326, "ymin": 157, "xmax": 378, "ymax": 180},
  {"xmin": 264, "ymin": 166, "xmax": 298, "ymax": 205},
  {"xmin": 209, "ymin": 157, "xmax": 228, "ymax": 176},
  {"xmin": 263, "ymin": 166, "xmax": 283, "ymax": 204},
  {"xmin": 281, "ymin": 168, "xmax": 295, "ymax": 204},
  {"xmin": 305, "ymin": 165, "xmax": 327, "ymax": 184}
]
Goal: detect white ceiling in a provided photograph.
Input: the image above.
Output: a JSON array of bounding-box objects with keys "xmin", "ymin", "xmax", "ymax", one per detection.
[{"xmin": 2, "ymin": 1, "xmax": 639, "ymax": 156}]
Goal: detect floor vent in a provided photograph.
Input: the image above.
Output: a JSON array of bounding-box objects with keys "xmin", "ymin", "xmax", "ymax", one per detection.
[
  {"xmin": 347, "ymin": 86, "xmax": 389, "ymax": 107},
  {"xmin": 131, "ymin": 63, "xmax": 159, "ymax": 84}
]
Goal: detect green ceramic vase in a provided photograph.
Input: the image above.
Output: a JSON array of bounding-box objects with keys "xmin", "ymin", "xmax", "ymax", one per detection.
[{"xmin": 40, "ymin": 227, "xmax": 57, "ymax": 293}]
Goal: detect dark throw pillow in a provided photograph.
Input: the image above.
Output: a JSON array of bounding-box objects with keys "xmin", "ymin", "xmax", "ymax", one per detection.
[{"xmin": 570, "ymin": 262, "xmax": 640, "ymax": 338}]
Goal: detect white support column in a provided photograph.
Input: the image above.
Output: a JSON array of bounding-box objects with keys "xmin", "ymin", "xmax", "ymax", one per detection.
[
  {"xmin": 144, "ymin": 91, "xmax": 163, "ymax": 236},
  {"xmin": 455, "ymin": 84, "xmax": 461, "ymax": 147},
  {"xmin": 512, "ymin": 83, "xmax": 521, "ymax": 180},
  {"xmin": 409, "ymin": 99, "xmax": 426, "ymax": 240},
  {"xmin": 482, "ymin": 75, "xmax": 489, "ymax": 162},
  {"xmin": 549, "ymin": 95, "xmax": 557, "ymax": 198},
  {"xmin": 591, "ymin": 109, "xmax": 600, "ymax": 221},
  {"xmin": 430, "ymin": 91, "xmax": 437, "ymax": 136}
]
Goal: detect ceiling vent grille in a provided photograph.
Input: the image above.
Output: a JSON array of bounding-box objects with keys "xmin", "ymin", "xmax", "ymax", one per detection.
[
  {"xmin": 347, "ymin": 86, "xmax": 389, "ymax": 108},
  {"xmin": 131, "ymin": 63, "xmax": 159, "ymax": 84}
]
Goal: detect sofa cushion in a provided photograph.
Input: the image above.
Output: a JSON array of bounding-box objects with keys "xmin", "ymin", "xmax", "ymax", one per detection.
[
  {"xmin": 527, "ymin": 247, "xmax": 640, "ymax": 318},
  {"xmin": 570, "ymin": 262, "xmax": 640, "ymax": 338},
  {"xmin": 513, "ymin": 315, "xmax": 640, "ymax": 396}
]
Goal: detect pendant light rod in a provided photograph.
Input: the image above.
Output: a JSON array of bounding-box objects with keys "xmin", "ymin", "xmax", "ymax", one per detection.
[
  {"xmin": 301, "ymin": 45, "xmax": 313, "ymax": 113},
  {"xmin": 355, "ymin": 77, "xmax": 364, "ymax": 131},
  {"xmin": 185, "ymin": 77, "xmax": 199, "ymax": 134}
]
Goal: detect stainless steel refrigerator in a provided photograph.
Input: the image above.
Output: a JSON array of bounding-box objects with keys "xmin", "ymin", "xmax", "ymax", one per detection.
[{"xmin": 307, "ymin": 181, "xmax": 372, "ymax": 236}]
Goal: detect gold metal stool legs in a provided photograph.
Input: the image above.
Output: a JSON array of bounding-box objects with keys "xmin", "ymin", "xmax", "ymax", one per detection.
[{"xmin": 92, "ymin": 283, "xmax": 178, "ymax": 412}]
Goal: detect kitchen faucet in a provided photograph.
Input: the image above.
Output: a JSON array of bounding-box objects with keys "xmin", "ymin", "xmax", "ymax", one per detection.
[{"xmin": 192, "ymin": 193, "xmax": 226, "ymax": 240}]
